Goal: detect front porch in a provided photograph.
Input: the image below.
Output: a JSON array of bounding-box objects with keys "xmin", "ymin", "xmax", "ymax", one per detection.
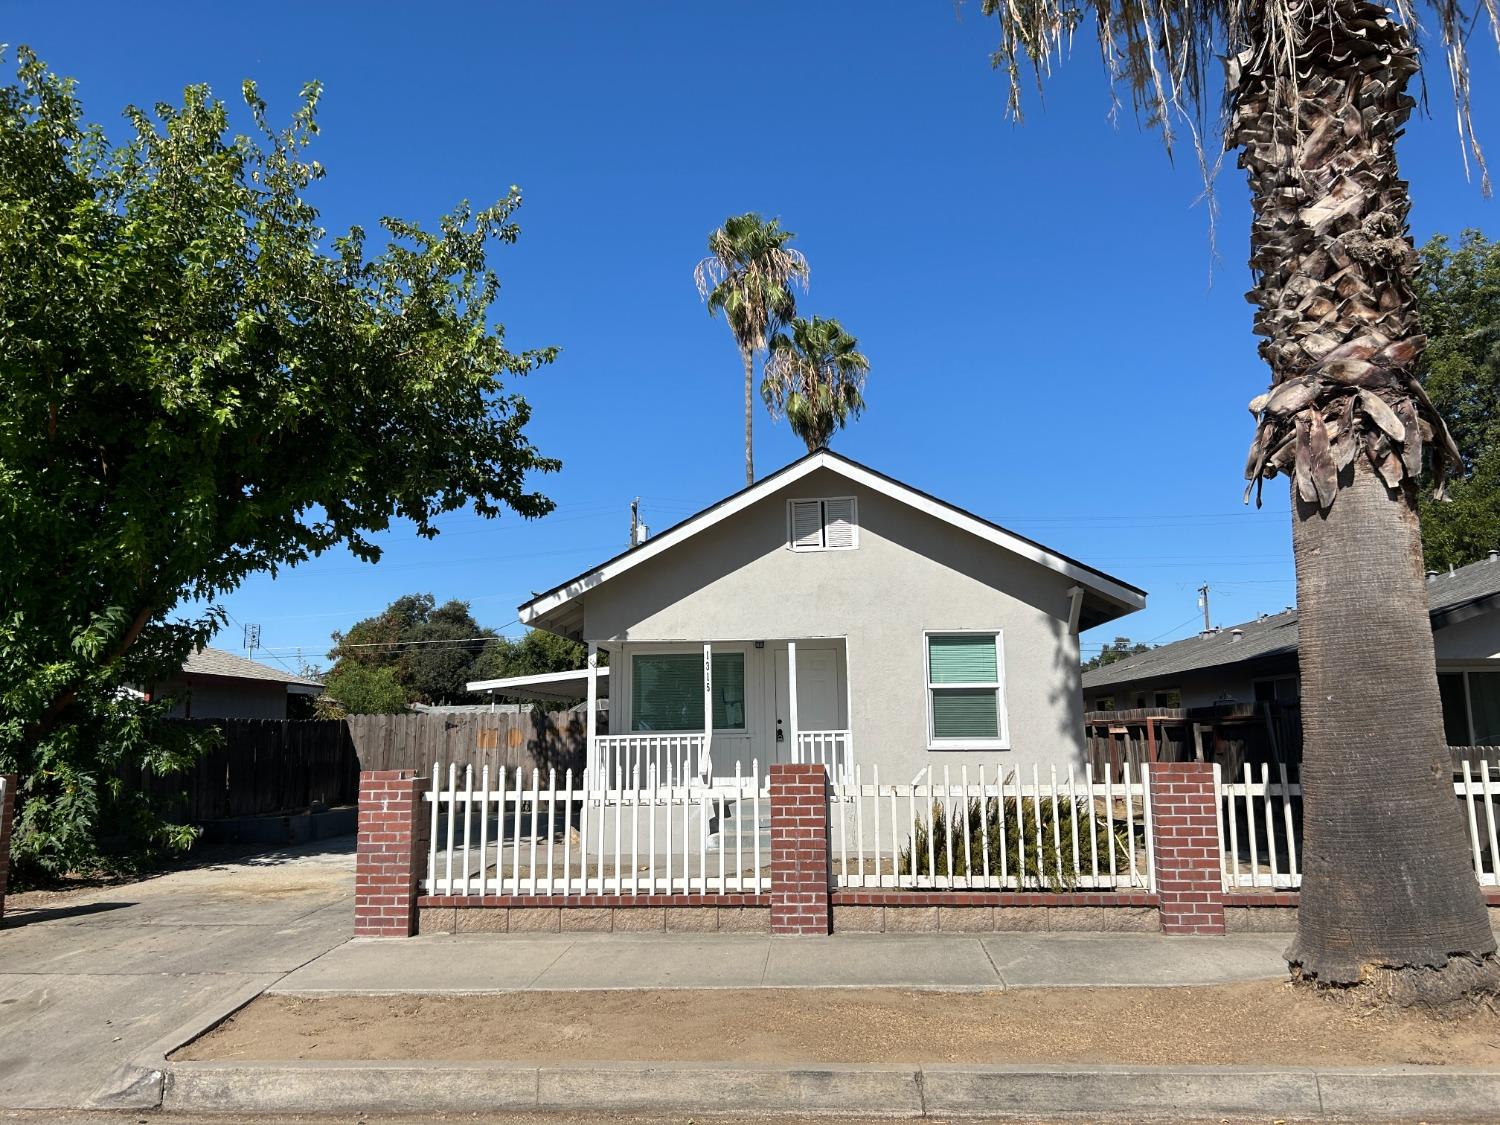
[{"xmin": 585, "ymin": 638, "xmax": 853, "ymax": 787}]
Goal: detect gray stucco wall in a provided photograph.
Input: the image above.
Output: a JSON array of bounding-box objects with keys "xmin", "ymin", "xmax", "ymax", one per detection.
[
  {"xmin": 580, "ymin": 467, "xmax": 1087, "ymax": 779},
  {"xmin": 166, "ymin": 676, "xmax": 289, "ymax": 720}
]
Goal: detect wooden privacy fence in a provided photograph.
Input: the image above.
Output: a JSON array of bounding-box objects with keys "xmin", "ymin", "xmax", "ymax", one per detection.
[
  {"xmin": 125, "ymin": 718, "xmax": 358, "ymax": 822},
  {"xmin": 123, "ymin": 708, "xmax": 593, "ymax": 824},
  {"xmin": 347, "ymin": 709, "xmax": 594, "ymax": 777}
]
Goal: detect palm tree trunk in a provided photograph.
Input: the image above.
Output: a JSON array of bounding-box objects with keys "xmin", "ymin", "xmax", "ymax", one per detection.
[
  {"xmin": 743, "ymin": 346, "xmax": 755, "ymax": 485},
  {"xmin": 1232, "ymin": 0, "xmax": 1497, "ymax": 1002}
]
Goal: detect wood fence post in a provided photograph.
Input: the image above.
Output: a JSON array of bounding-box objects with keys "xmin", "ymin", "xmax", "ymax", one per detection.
[{"xmin": 0, "ymin": 774, "xmax": 17, "ymax": 925}]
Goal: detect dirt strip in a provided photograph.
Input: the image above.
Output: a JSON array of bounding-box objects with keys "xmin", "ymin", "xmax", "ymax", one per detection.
[{"xmin": 177, "ymin": 981, "xmax": 1500, "ymax": 1067}]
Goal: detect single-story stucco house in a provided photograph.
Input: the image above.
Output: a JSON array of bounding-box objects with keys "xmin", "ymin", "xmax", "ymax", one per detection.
[
  {"xmin": 1081, "ymin": 552, "xmax": 1500, "ymax": 748},
  {"xmin": 470, "ymin": 449, "xmax": 1146, "ymax": 786},
  {"xmin": 151, "ymin": 646, "xmax": 324, "ymax": 720}
]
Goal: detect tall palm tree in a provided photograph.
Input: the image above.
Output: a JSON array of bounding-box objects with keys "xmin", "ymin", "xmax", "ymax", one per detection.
[
  {"xmin": 694, "ymin": 213, "xmax": 809, "ymax": 485},
  {"xmin": 762, "ymin": 316, "xmax": 870, "ymax": 453},
  {"xmin": 972, "ymin": 0, "xmax": 1499, "ymax": 1002}
]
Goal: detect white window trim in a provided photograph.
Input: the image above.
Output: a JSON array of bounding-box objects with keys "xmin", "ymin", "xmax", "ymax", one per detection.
[
  {"xmin": 786, "ymin": 496, "xmax": 860, "ymax": 552},
  {"xmin": 923, "ymin": 629, "xmax": 1010, "ymax": 750},
  {"xmin": 628, "ymin": 645, "xmax": 750, "ymax": 735}
]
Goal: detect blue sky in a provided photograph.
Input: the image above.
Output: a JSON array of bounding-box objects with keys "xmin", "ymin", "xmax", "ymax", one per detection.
[{"xmin": 9, "ymin": 1, "xmax": 1497, "ymax": 672}]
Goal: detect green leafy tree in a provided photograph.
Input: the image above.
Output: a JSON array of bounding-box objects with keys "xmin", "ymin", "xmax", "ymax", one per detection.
[
  {"xmin": 694, "ymin": 213, "xmax": 809, "ymax": 484},
  {"xmin": 469, "ymin": 629, "xmax": 588, "ymax": 685},
  {"xmin": 328, "ymin": 594, "xmax": 500, "ymax": 704},
  {"xmin": 1417, "ymin": 231, "xmax": 1500, "ymax": 570},
  {"xmin": 1082, "ymin": 637, "xmax": 1150, "ymax": 672},
  {"xmin": 317, "ymin": 663, "xmax": 408, "ymax": 717},
  {"xmin": 969, "ymin": 0, "xmax": 1500, "ymax": 1001},
  {"xmin": 762, "ymin": 316, "xmax": 870, "ymax": 452},
  {"xmin": 0, "ymin": 50, "xmax": 557, "ymax": 880}
]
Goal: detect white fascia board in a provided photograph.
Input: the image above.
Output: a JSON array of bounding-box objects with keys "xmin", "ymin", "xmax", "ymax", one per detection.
[
  {"xmin": 827, "ymin": 459, "xmax": 1147, "ymax": 610},
  {"xmin": 518, "ymin": 454, "xmax": 835, "ymax": 624},
  {"xmin": 518, "ymin": 450, "xmax": 1145, "ymax": 623},
  {"xmin": 465, "ymin": 666, "xmax": 611, "ymax": 694}
]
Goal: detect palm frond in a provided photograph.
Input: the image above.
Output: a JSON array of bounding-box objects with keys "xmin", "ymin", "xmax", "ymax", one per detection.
[{"xmin": 977, "ymin": 0, "xmax": 1498, "ymax": 190}]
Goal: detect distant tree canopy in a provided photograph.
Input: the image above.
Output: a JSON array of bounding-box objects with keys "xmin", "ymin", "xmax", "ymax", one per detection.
[
  {"xmin": 324, "ymin": 593, "xmax": 586, "ymax": 711},
  {"xmin": 1418, "ymin": 230, "xmax": 1500, "ymax": 570},
  {"xmin": 1082, "ymin": 636, "xmax": 1150, "ymax": 671},
  {"xmin": 0, "ymin": 50, "xmax": 556, "ymax": 881}
]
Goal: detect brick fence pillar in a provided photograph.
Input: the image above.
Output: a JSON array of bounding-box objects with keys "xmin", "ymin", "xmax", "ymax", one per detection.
[
  {"xmin": 355, "ymin": 770, "xmax": 428, "ymax": 938},
  {"xmin": 1149, "ymin": 762, "xmax": 1225, "ymax": 936},
  {"xmin": 769, "ymin": 763, "xmax": 832, "ymax": 935},
  {"xmin": 0, "ymin": 774, "xmax": 15, "ymax": 925}
]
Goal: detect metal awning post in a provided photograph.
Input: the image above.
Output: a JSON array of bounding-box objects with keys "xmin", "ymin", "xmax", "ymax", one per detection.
[
  {"xmin": 787, "ymin": 641, "xmax": 800, "ymax": 765},
  {"xmin": 701, "ymin": 643, "xmax": 713, "ymax": 781},
  {"xmin": 586, "ymin": 642, "xmax": 599, "ymax": 783}
]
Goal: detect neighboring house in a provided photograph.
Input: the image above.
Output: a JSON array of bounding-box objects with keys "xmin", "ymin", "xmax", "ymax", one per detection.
[
  {"xmin": 1081, "ymin": 552, "xmax": 1500, "ymax": 747},
  {"xmin": 152, "ymin": 647, "xmax": 323, "ymax": 720},
  {"xmin": 471, "ymin": 449, "xmax": 1145, "ymax": 785}
]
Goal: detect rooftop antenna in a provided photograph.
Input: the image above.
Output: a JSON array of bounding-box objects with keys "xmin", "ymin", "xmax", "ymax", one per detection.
[{"xmin": 629, "ymin": 497, "xmax": 648, "ymax": 548}]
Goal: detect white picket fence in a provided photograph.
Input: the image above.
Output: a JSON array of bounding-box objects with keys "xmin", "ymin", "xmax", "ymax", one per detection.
[
  {"xmin": 423, "ymin": 762, "xmax": 768, "ymax": 897},
  {"xmin": 831, "ymin": 763, "xmax": 1154, "ymax": 892},
  {"xmin": 1214, "ymin": 760, "xmax": 1500, "ymax": 890}
]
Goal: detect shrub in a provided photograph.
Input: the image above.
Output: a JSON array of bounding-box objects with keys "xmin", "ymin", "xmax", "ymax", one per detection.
[{"xmin": 899, "ymin": 795, "xmax": 1136, "ymax": 890}]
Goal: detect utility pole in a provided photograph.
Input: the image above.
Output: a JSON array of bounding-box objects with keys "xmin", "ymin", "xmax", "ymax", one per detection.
[
  {"xmin": 243, "ymin": 622, "xmax": 261, "ymax": 658},
  {"xmin": 1197, "ymin": 583, "xmax": 1212, "ymax": 634},
  {"xmin": 629, "ymin": 497, "xmax": 640, "ymax": 551}
]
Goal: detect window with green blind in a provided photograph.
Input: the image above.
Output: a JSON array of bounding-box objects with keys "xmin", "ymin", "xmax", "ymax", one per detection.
[
  {"xmin": 926, "ymin": 633, "xmax": 1006, "ymax": 746},
  {"xmin": 631, "ymin": 652, "xmax": 746, "ymax": 732}
]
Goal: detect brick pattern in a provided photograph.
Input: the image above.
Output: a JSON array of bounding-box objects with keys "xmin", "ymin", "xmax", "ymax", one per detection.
[
  {"xmin": 0, "ymin": 774, "xmax": 15, "ymax": 924},
  {"xmin": 1148, "ymin": 762, "xmax": 1225, "ymax": 935},
  {"xmin": 420, "ymin": 893, "xmax": 770, "ymax": 908},
  {"xmin": 769, "ymin": 763, "xmax": 831, "ymax": 935},
  {"xmin": 354, "ymin": 770, "xmax": 428, "ymax": 938},
  {"xmin": 833, "ymin": 890, "xmax": 1158, "ymax": 907}
]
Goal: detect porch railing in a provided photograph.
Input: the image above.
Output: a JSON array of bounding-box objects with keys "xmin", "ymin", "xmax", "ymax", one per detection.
[
  {"xmin": 593, "ymin": 733, "xmax": 707, "ymax": 787},
  {"xmin": 794, "ymin": 729, "xmax": 853, "ymax": 783}
]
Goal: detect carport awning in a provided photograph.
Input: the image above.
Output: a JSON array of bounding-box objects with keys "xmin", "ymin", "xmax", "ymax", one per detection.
[{"xmin": 465, "ymin": 666, "xmax": 609, "ymax": 703}]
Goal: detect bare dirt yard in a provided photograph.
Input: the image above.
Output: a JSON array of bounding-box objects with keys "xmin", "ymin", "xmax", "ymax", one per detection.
[{"xmin": 178, "ymin": 981, "xmax": 1500, "ymax": 1068}]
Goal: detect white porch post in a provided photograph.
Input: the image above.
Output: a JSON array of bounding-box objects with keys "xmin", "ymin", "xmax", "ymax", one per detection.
[
  {"xmin": 701, "ymin": 643, "xmax": 713, "ymax": 781},
  {"xmin": 586, "ymin": 642, "xmax": 599, "ymax": 782},
  {"xmin": 787, "ymin": 641, "xmax": 799, "ymax": 764}
]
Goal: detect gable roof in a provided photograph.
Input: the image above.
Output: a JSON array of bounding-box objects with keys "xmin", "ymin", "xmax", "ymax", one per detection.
[
  {"xmin": 519, "ymin": 449, "xmax": 1147, "ymax": 637},
  {"xmin": 1081, "ymin": 553, "xmax": 1500, "ymax": 693},
  {"xmin": 182, "ymin": 646, "xmax": 323, "ymax": 689}
]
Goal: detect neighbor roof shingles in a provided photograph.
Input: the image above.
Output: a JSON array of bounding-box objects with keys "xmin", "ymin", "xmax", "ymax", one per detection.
[
  {"xmin": 1081, "ymin": 554, "xmax": 1500, "ymax": 692},
  {"xmin": 181, "ymin": 646, "xmax": 322, "ymax": 688}
]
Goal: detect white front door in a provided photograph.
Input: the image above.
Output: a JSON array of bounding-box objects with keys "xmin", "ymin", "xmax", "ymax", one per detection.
[{"xmin": 773, "ymin": 647, "xmax": 840, "ymax": 760}]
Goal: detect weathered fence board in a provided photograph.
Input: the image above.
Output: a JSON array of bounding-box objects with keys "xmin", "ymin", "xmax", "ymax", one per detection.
[{"xmin": 345, "ymin": 709, "xmax": 595, "ymax": 777}]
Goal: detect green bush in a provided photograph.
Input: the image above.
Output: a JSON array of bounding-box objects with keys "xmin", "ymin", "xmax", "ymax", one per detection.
[{"xmin": 899, "ymin": 795, "xmax": 1135, "ymax": 890}]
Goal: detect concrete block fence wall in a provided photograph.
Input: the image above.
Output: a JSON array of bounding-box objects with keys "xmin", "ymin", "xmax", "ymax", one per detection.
[{"xmin": 353, "ymin": 761, "xmax": 1288, "ymax": 938}]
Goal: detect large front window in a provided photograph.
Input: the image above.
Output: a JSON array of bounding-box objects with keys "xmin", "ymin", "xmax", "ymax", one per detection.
[
  {"xmin": 631, "ymin": 651, "xmax": 746, "ymax": 732},
  {"xmin": 926, "ymin": 632, "xmax": 1007, "ymax": 748}
]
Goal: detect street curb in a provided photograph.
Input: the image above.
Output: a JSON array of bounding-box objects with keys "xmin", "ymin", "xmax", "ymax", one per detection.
[
  {"xmin": 160, "ymin": 1057, "xmax": 1500, "ymax": 1118},
  {"xmin": 86, "ymin": 976, "xmax": 274, "ymax": 1111}
]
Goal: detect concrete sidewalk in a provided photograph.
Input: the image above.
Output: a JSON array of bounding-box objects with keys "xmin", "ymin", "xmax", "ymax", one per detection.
[
  {"xmin": 0, "ymin": 837, "xmax": 355, "ymax": 1110},
  {"xmin": 273, "ymin": 930, "xmax": 1292, "ymax": 994}
]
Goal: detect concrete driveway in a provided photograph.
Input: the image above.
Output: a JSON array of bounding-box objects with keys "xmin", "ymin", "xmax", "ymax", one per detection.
[{"xmin": 0, "ymin": 837, "xmax": 353, "ymax": 1110}]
